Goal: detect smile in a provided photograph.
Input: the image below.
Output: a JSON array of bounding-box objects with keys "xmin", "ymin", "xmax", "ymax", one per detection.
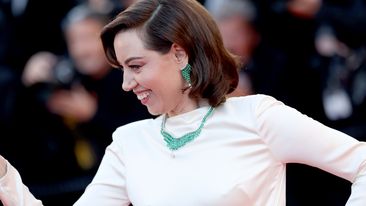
[{"xmin": 136, "ymin": 91, "xmax": 151, "ymax": 101}]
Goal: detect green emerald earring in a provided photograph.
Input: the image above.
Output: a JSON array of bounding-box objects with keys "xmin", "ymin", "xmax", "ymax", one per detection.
[{"xmin": 181, "ymin": 63, "xmax": 192, "ymax": 86}]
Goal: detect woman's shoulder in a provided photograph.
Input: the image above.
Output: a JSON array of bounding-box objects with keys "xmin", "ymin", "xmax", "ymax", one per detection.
[
  {"xmin": 226, "ymin": 94, "xmax": 280, "ymax": 106},
  {"xmin": 112, "ymin": 117, "xmax": 159, "ymax": 142},
  {"xmin": 224, "ymin": 94, "xmax": 284, "ymax": 115}
]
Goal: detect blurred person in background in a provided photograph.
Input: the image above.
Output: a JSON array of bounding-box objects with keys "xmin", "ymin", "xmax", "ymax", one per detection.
[
  {"xmin": 253, "ymin": 0, "xmax": 366, "ymax": 124},
  {"xmin": 76, "ymin": 0, "xmax": 155, "ymax": 17},
  {"xmin": 251, "ymin": 0, "xmax": 366, "ymax": 205},
  {"xmin": 75, "ymin": 0, "xmax": 134, "ymax": 16},
  {"xmin": 310, "ymin": 0, "xmax": 366, "ymax": 140},
  {"xmin": 0, "ymin": 0, "xmax": 76, "ymax": 155},
  {"xmin": 0, "ymin": 0, "xmax": 77, "ymax": 73},
  {"xmin": 205, "ymin": 0, "xmax": 291, "ymax": 102},
  {"xmin": 9, "ymin": 4, "xmax": 152, "ymax": 205},
  {"xmin": 1, "ymin": 0, "xmax": 77, "ymax": 173},
  {"xmin": 205, "ymin": 0, "xmax": 257, "ymax": 97},
  {"xmin": 315, "ymin": 23, "xmax": 366, "ymax": 139}
]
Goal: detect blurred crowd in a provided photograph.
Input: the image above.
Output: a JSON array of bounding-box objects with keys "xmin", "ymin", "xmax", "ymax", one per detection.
[{"xmin": 1, "ymin": 0, "xmax": 366, "ymax": 205}]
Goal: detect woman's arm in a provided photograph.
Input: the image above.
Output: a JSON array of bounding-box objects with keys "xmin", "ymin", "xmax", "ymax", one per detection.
[
  {"xmin": 74, "ymin": 140, "xmax": 130, "ymax": 206},
  {"xmin": 255, "ymin": 95, "xmax": 366, "ymax": 205},
  {"xmin": 0, "ymin": 128, "xmax": 131, "ymax": 206},
  {"xmin": 347, "ymin": 161, "xmax": 366, "ymax": 205},
  {"xmin": 0, "ymin": 155, "xmax": 43, "ymax": 206}
]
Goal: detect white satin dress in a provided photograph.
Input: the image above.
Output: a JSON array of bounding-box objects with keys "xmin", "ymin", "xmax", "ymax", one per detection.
[{"xmin": 2, "ymin": 95, "xmax": 366, "ymax": 206}]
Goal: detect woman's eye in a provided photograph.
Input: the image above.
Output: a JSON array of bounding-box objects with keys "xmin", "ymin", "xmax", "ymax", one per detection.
[{"xmin": 129, "ymin": 65, "xmax": 141, "ymax": 70}]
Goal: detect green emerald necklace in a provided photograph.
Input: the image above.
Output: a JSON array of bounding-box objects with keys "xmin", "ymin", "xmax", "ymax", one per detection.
[{"xmin": 160, "ymin": 106, "xmax": 214, "ymax": 151}]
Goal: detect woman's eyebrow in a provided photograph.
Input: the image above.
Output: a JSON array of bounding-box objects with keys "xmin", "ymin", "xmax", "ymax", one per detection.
[{"xmin": 124, "ymin": 56, "xmax": 143, "ymax": 65}]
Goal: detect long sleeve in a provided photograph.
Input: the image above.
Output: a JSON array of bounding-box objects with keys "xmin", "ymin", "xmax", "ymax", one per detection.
[
  {"xmin": 0, "ymin": 156, "xmax": 43, "ymax": 206},
  {"xmin": 347, "ymin": 161, "xmax": 366, "ymax": 205},
  {"xmin": 255, "ymin": 95, "xmax": 366, "ymax": 205},
  {"xmin": 73, "ymin": 141, "xmax": 130, "ymax": 206}
]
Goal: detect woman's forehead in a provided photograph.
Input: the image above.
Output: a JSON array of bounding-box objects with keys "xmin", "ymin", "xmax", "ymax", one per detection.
[{"xmin": 114, "ymin": 30, "xmax": 146, "ymax": 57}]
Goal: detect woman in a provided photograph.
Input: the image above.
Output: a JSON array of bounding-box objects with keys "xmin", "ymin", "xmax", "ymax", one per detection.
[{"xmin": 1, "ymin": 0, "xmax": 366, "ymax": 205}]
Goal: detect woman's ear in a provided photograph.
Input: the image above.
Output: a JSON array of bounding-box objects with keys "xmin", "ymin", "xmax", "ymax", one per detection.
[{"xmin": 171, "ymin": 43, "xmax": 188, "ymax": 64}]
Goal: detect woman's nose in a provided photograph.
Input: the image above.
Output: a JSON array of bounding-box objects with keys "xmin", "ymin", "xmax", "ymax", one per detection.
[{"xmin": 122, "ymin": 70, "xmax": 137, "ymax": 91}]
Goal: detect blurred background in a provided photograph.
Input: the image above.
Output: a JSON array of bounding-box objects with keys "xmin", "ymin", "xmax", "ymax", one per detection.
[{"xmin": 1, "ymin": 0, "xmax": 366, "ymax": 205}]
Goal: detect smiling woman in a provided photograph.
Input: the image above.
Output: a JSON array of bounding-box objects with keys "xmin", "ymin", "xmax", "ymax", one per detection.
[
  {"xmin": 1, "ymin": 0, "xmax": 366, "ymax": 205},
  {"xmin": 100, "ymin": 0, "xmax": 240, "ymax": 110},
  {"xmin": 113, "ymin": 29, "xmax": 190, "ymax": 116}
]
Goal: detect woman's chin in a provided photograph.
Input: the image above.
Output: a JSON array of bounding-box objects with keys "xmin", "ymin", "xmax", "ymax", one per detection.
[{"xmin": 146, "ymin": 106, "xmax": 163, "ymax": 116}]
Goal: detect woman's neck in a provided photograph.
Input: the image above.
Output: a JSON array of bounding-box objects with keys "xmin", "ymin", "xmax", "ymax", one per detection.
[{"xmin": 167, "ymin": 98, "xmax": 209, "ymax": 117}]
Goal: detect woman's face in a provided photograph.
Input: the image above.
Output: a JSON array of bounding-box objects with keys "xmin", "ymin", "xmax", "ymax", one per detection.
[{"xmin": 113, "ymin": 29, "xmax": 196, "ymax": 116}]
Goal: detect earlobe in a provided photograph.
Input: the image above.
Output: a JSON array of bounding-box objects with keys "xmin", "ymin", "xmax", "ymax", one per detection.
[{"xmin": 172, "ymin": 43, "xmax": 187, "ymax": 63}]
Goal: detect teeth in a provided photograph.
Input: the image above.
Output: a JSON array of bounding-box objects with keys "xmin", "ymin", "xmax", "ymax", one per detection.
[{"xmin": 137, "ymin": 91, "xmax": 150, "ymax": 100}]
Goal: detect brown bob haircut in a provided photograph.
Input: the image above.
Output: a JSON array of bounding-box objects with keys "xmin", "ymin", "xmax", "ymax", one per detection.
[{"xmin": 100, "ymin": 0, "xmax": 240, "ymax": 107}]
